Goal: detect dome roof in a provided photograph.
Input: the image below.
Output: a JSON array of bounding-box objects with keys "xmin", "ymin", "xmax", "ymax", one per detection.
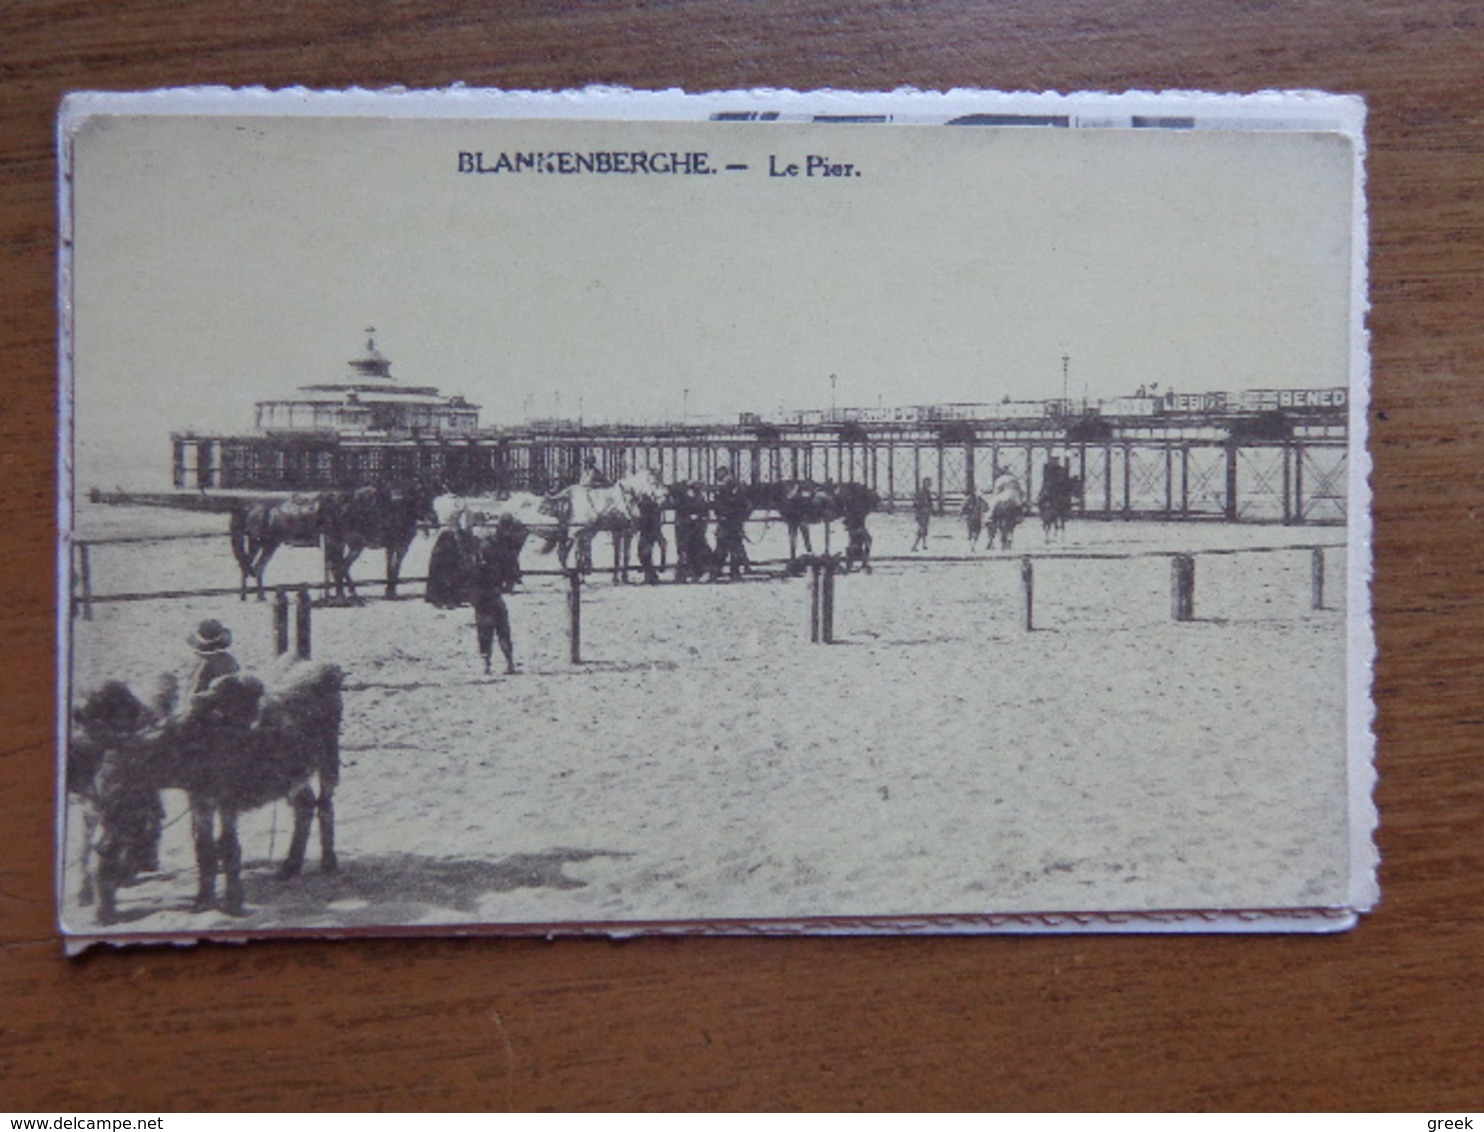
[{"xmin": 348, "ymin": 328, "xmax": 393, "ymax": 380}]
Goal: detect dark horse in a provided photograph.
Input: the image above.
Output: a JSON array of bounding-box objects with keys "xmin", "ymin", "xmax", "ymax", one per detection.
[
  {"xmin": 749, "ymin": 480, "xmax": 879, "ymax": 572},
  {"xmin": 322, "ymin": 480, "xmax": 441, "ymax": 602},
  {"xmin": 230, "ymin": 494, "xmax": 329, "ymax": 601},
  {"xmin": 1037, "ymin": 468, "xmax": 1084, "ymax": 542},
  {"xmin": 70, "ymin": 662, "xmax": 343, "ymax": 921},
  {"xmin": 750, "ymin": 480, "xmax": 833, "ymax": 565}
]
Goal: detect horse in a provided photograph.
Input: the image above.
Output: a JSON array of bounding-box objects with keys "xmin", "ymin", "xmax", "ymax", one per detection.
[
  {"xmin": 750, "ymin": 480, "xmax": 878, "ymax": 571},
  {"xmin": 321, "ymin": 480, "xmax": 441, "ymax": 602},
  {"xmin": 984, "ymin": 496, "xmax": 1026, "ymax": 551},
  {"xmin": 70, "ymin": 661, "xmax": 344, "ymax": 922},
  {"xmin": 547, "ymin": 469, "xmax": 667, "ymax": 583},
  {"xmin": 430, "ymin": 490, "xmax": 558, "ymax": 592},
  {"xmin": 229, "ymin": 494, "xmax": 328, "ymax": 601},
  {"xmin": 979, "ymin": 472, "xmax": 1027, "ymax": 551},
  {"xmin": 433, "ymin": 490, "xmax": 554, "ymax": 538},
  {"xmin": 1037, "ymin": 469, "xmax": 1084, "ymax": 542},
  {"xmin": 544, "ymin": 483, "xmax": 634, "ymax": 581},
  {"xmin": 747, "ymin": 480, "xmax": 837, "ymax": 567},
  {"xmin": 67, "ymin": 674, "xmax": 178, "ymax": 911}
]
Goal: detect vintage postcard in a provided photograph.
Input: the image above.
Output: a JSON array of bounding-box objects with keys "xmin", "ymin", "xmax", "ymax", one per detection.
[{"xmin": 56, "ymin": 88, "xmax": 1375, "ymax": 949}]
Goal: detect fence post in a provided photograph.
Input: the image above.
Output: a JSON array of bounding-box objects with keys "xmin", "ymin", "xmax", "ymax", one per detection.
[
  {"xmin": 808, "ymin": 561, "xmax": 822, "ymax": 643},
  {"xmin": 1171, "ymin": 554, "xmax": 1196, "ymax": 621},
  {"xmin": 76, "ymin": 542, "xmax": 94, "ymax": 622},
  {"xmin": 295, "ymin": 586, "xmax": 312, "ymax": 660},
  {"xmin": 1311, "ymin": 547, "xmax": 1325, "ymax": 611},
  {"xmin": 567, "ymin": 568, "xmax": 582, "ymax": 664},
  {"xmin": 1224, "ymin": 443, "xmax": 1239, "ymax": 521},
  {"xmin": 821, "ymin": 557, "xmax": 836, "ymax": 644},
  {"xmin": 274, "ymin": 589, "xmax": 290, "ymax": 656},
  {"xmin": 1020, "ymin": 556, "xmax": 1034, "ymax": 632}
]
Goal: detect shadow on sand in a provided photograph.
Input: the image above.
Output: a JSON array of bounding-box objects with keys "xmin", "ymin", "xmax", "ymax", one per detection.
[
  {"xmin": 238, "ymin": 847, "xmax": 629, "ymax": 921},
  {"xmin": 80, "ymin": 846, "xmax": 631, "ymax": 930}
]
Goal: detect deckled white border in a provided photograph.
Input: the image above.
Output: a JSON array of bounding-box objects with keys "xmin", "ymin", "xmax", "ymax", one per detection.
[
  {"xmin": 58, "ymin": 84, "xmax": 1366, "ymax": 130},
  {"xmin": 55, "ymin": 103, "xmax": 76, "ymax": 945},
  {"xmin": 1343, "ymin": 111, "xmax": 1379, "ymax": 916},
  {"xmin": 62, "ymin": 906, "xmax": 1361, "ymax": 956},
  {"xmin": 55, "ymin": 87, "xmax": 1375, "ymax": 946}
]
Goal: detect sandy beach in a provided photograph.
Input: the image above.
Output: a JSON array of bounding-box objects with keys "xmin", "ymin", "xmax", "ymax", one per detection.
[{"xmin": 60, "ymin": 505, "xmax": 1354, "ymax": 937}]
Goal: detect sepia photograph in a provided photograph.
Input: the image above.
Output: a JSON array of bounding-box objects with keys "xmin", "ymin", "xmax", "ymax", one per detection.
[{"xmin": 57, "ymin": 88, "xmax": 1375, "ymax": 947}]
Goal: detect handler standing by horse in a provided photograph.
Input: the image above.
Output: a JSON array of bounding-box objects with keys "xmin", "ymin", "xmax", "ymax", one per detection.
[
  {"xmin": 635, "ymin": 492, "xmax": 666, "ymax": 585},
  {"xmin": 711, "ymin": 467, "xmax": 749, "ymax": 581},
  {"xmin": 672, "ymin": 482, "xmax": 712, "ymax": 582}
]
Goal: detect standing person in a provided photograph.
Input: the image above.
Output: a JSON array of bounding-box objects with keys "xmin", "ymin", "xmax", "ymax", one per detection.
[
  {"xmin": 842, "ymin": 508, "xmax": 873, "ymax": 573},
  {"xmin": 425, "ymin": 527, "xmax": 472, "ymax": 609},
  {"xmin": 911, "ymin": 477, "xmax": 934, "ymax": 551},
  {"xmin": 711, "ymin": 467, "xmax": 749, "ymax": 581},
  {"xmin": 1038, "ymin": 456, "xmax": 1068, "ymax": 525},
  {"xmin": 471, "ymin": 517, "xmax": 521, "ymax": 677},
  {"xmin": 962, "ymin": 492, "xmax": 986, "ymax": 550},
  {"xmin": 635, "ymin": 494, "xmax": 666, "ymax": 585},
  {"xmin": 673, "ymin": 482, "xmax": 711, "ymax": 582},
  {"xmin": 186, "ymin": 618, "xmax": 240, "ymax": 695}
]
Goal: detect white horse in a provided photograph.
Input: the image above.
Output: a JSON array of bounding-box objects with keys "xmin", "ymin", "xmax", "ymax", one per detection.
[
  {"xmin": 432, "ymin": 490, "xmax": 566, "ymax": 560},
  {"xmin": 434, "ymin": 492, "xmax": 557, "ymax": 532},
  {"xmin": 549, "ymin": 469, "xmax": 667, "ymax": 581},
  {"xmin": 977, "ymin": 471, "xmax": 1027, "ymax": 551}
]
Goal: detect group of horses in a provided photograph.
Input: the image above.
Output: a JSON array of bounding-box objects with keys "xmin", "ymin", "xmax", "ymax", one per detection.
[
  {"xmin": 69, "ymin": 659, "xmax": 344, "ymax": 923},
  {"xmin": 229, "ymin": 465, "xmax": 1085, "ymax": 602},
  {"xmin": 73, "ymin": 465, "xmax": 1085, "ymax": 924},
  {"xmin": 229, "ymin": 470, "xmax": 892, "ymax": 602},
  {"xmin": 434, "ymin": 473, "xmax": 885, "ymax": 586},
  {"xmin": 962, "ymin": 467, "xmax": 1085, "ymax": 551},
  {"xmin": 230, "ymin": 481, "xmax": 444, "ymax": 603}
]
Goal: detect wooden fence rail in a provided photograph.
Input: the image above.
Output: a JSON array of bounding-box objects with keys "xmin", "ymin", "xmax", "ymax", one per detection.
[{"xmin": 69, "ymin": 541, "xmax": 1344, "ymax": 664}]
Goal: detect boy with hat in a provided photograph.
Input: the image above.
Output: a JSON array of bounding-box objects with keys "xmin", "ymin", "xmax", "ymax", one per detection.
[{"xmin": 187, "ymin": 618, "xmax": 240, "ymax": 696}]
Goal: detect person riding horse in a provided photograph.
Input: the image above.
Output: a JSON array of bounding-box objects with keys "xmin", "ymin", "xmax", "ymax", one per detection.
[
  {"xmin": 981, "ymin": 469, "xmax": 1028, "ymax": 551},
  {"xmin": 1037, "ymin": 456, "xmax": 1081, "ymax": 538},
  {"xmin": 1042, "ymin": 457, "xmax": 1070, "ymax": 499}
]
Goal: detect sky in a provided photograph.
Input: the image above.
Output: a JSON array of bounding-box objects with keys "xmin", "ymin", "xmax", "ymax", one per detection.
[{"xmin": 66, "ymin": 111, "xmax": 1358, "ymax": 489}]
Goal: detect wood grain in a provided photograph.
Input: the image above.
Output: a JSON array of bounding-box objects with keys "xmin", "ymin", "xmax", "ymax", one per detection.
[{"xmin": 4, "ymin": 0, "xmax": 1481, "ymax": 1111}]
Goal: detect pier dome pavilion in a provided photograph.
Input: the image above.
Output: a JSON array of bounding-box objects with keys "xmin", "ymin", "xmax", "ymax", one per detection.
[{"xmin": 253, "ymin": 331, "xmax": 480, "ymax": 437}]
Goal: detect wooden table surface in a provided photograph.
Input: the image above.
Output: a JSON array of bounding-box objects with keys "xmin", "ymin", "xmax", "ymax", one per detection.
[{"xmin": 3, "ymin": 1, "xmax": 1481, "ymax": 1112}]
